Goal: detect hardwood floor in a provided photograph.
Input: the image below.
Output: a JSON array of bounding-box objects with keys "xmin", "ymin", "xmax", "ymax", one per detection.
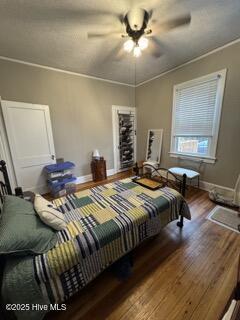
[{"xmin": 46, "ymin": 173, "xmax": 240, "ymax": 320}]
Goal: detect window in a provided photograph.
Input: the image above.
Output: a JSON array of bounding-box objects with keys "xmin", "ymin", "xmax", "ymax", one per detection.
[{"xmin": 170, "ymin": 69, "xmax": 226, "ymax": 163}]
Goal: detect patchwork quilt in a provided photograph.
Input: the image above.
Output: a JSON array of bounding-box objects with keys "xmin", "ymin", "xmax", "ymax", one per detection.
[{"xmin": 34, "ymin": 178, "xmax": 191, "ymax": 304}]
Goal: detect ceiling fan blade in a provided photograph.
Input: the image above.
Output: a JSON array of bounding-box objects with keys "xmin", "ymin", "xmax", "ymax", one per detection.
[
  {"xmin": 68, "ymin": 9, "xmax": 123, "ymax": 25},
  {"xmin": 118, "ymin": 14, "xmax": 125, "ymax": 24},
  {"xmin": 87, "ymin": 31, "xmax": 123, "ymax": 39},
  {"xmin": 148, "ymin": 9, "xmax": 154, "ymax": 20},
  {"xmin": 111, "ymin": 45, "xmax": 125, "ymax": 62},
  {"xmin": 4, "ymin": 3, "xmax": 123, "ymax": 26},
  {"xmin": 149, "ymin": 36, "xmax": 162, "ymax": 58},
  {"xmin": 138, "ymin": 0, "xmax": 179, "ymax": 12},
  {"xmin": 152, "ymin": 13, "xmax": 191, "ymax": 34},
  {"xmin": 96, "ymin": 41, "xmax": 125, "ymax": 66}
]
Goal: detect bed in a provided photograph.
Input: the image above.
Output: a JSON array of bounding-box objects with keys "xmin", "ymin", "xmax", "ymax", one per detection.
[{"xmin": 0, "ymin": 161, "xmax": 191, "ymax": 320}]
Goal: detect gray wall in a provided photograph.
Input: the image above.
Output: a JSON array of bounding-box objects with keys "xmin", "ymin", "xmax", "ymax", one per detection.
[
  {"xmin": 0, "ymin": 41, "xmax": 239, "ymax": 188},
  {"xmin": 136, "ymin": 42, "xmax": 240, "ymax": 188},
  {"xmin": 0, "ymin": 59, "xmax": 135, "ymax": 176}
]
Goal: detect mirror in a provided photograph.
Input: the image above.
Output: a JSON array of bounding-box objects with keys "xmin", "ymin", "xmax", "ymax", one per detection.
[{"xmin": 146, "ymin": 129, "xmax": 163, "ymax": 163}]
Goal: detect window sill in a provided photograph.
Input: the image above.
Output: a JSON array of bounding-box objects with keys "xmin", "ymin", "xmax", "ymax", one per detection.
[{"xmin": 169, "ymin": 152, "xmax": 216, "ymax": 164}]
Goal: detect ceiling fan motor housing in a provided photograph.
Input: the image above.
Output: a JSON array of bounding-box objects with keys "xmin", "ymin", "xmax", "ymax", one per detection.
[{"xmin": 124, "ymin": 8, "xmax": 150, "ymax": 42}]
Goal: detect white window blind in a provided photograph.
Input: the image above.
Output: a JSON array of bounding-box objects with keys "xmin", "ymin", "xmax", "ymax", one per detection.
[
  {"xmin": 174, "ymin": 77, "xmax": 219, "ymax": 137},
  {"xmin": 170, "ymin": 70, "xmax": 227, "ymax": 163}
]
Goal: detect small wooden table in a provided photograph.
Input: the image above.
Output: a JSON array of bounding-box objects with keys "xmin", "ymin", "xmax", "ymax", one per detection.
[{"xmin": 91, "ymin": 159, "xmax": 107, "ymax": 182}]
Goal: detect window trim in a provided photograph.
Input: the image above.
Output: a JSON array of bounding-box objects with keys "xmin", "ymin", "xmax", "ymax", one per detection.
[{"xmin": 170, "ymin": 69, "xmax": 227, "ymax": 164}]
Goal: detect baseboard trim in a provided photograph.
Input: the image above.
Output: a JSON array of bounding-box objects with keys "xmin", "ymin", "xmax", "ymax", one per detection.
[
  {"xmin": 75, "ymin": 168, "xmax": 116, "ymax": 185},
  {"xmin": 75, "ymin": 174, "xmax": 92, "ymax": 184},
  {"xmin": 107, "ymin": 168, "xmax": 117, "ymax": 176},
  {"xmin": 26, "ymin": 184, "xmax": 49, "ymax": 195},
  {"xmin": 199, "ymin": 180, "xmax": 234, "ymax": 193}
]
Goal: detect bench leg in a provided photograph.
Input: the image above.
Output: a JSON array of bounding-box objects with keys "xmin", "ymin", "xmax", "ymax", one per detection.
[{"xmin": 177, "ymin": 215, "xmax": 184, "ymax": 228}]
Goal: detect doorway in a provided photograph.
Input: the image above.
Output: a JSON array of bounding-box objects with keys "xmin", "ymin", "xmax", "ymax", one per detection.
[
  {"xmin": 112, "ymin": 105, "xmax": 136, "ymax": 173},
  {"xmin": 0, "ymin": 100, "xmax": 56, "ymax": 193}
]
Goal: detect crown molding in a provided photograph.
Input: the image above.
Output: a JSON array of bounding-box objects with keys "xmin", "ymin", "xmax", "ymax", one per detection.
[
  {"xmin": 136, "ymin": 37, "xmax": 240, "ymax": 87},
  {"xmin": 0, "ymin": 37, "xmax": 239, "ymax": 88},
  {"xmin": 0, "ymin": 55, "xmax": 135, "ymax": 87}
]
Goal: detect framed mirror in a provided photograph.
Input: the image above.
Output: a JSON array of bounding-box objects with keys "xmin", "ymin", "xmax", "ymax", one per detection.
[{"xmin": 145, "ymin": 129, "xmax": 163, "ymax": 163}]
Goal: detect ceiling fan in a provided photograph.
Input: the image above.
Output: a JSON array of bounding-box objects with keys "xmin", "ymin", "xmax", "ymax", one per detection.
[
  {"xmin": 87, "ymin": 7, "xmax": 191, "ymax": 59},
  {"xmin": 3, "ymin": 2, "xmax": 191, "ymax": 60}
]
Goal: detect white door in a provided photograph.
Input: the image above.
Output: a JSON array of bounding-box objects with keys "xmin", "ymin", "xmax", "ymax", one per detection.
[{"xmin": 1, "ymin": 100, "xmax": 56, "ymax": 193}]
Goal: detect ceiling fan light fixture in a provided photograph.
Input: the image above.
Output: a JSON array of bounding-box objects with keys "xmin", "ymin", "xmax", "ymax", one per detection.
[
  {"xmin": 138, "ymin": 37, "xmax": 149, "ymax": 50},
  {"xmin": 133, "ymin": 45, "xmax": 142, "ymax": 58},
  {"xmin": 123, "ymin": 39, "xmax": 134, "ymax": 52}
]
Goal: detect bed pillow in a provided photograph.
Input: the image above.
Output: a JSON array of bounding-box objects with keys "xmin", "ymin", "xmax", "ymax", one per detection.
[
  {"xmin": 34, "ymin": 194, "xmax": 66, "ymax": 231},
  {"xmin": 0, "ymin": 195, "xmax": 57, "ymax": 255}
]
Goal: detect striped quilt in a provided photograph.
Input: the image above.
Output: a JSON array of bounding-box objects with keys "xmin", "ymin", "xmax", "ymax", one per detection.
[{"xmin": 34, "ymin": 178, "xmax": 190, "ymax": 304}]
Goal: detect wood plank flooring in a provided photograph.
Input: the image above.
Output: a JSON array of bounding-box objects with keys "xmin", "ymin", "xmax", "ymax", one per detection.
[{"xmin": 46, "ymin": 173, "xmax": 240, "ymax": 320}]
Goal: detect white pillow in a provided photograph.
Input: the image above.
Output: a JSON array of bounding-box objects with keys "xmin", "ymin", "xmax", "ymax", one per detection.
[{"xmin": 34, "ymin": 194, "xmax": 67, "ymax": 231}]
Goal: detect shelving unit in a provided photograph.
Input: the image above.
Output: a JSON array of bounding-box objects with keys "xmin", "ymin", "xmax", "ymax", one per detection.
[
  {"xmin": 112, "ymin": 106, "xmax": 136, "ymax": 172},
  {"xmin": 118, "ymin": 113, "xmax": 135, "ymax": 169},
  {"xmin": 44, "ymin": 161, "xmax": 76, "ymax": 198}
]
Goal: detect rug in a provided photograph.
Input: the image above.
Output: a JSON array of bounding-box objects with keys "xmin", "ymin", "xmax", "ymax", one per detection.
[{"xmin": 207, "ymin": 205, "xmax": 240, "ymax": 233}]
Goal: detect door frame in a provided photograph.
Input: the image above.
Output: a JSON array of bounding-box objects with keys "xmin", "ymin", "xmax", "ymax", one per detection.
[{"xmin": 112, "ymin": 105, "xmax": 137, "ymax": 173}]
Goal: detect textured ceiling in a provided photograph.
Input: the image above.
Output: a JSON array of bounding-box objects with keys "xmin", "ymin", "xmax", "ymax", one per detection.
[{"xmin": 0, "ymin": 0, "xmax": 240, "ymax": 85}]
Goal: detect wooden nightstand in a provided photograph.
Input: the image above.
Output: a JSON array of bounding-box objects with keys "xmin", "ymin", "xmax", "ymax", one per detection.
[{"xmin": 91, "ymin": 158, "xmax": 107, "ymax": 182}]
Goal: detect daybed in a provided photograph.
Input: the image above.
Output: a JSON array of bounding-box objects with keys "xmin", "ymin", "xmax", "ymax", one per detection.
[{"xmin": 0, "ymin": 161, "xmax": 190, "ymax": 320}]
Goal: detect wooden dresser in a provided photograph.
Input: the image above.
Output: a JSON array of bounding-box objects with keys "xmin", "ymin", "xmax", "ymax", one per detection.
[{"xmin": 91, "ymin": 158, "xmax": 107, "ymax": 182}]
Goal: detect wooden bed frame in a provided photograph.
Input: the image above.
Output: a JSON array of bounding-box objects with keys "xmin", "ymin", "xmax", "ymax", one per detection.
[
  {"xmin": 0, "ymin": 160, "xmax": 12, "ymax": 201},
  {"xmin": 0, "ymin": 161, "xmax": 12, "ymax": 319},
  {"xmin": 0, "ymin": 160, "xmax": 13, "ymax": 290}
]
